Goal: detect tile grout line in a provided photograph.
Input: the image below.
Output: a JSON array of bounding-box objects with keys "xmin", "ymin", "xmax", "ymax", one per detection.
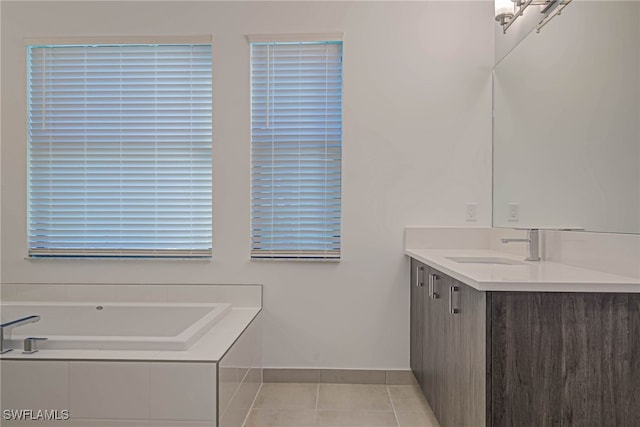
[
  {"xmin": 386, "ymin": 384, "xmax": 401, "ymax": 427},
  {"xmin": 315, "ymin": 382, "xmax": 320, "ymax": 425},
  {"xmin": 241, "ymin": 382, "xmax": 426, "ymax": 427}
]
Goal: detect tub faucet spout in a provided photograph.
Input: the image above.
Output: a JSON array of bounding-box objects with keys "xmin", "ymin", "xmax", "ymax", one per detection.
[{"xmin": 0, "ymin": 315, "xmax": 41, "ymax": 354}]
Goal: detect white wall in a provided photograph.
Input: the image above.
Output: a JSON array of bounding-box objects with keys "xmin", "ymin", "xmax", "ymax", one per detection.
[{"xmin": 0, "ymin": 1, "xmax": 494, "ymax": 369}]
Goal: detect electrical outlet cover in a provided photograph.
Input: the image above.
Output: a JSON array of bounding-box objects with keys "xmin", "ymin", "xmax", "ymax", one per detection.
[
  {"xmin": 466, "ymin": 202, "xmax": 478, "ymax": 222},
  {"xmin": 508, "ymin": 203, "xmax": 519, "ymax": 222}
]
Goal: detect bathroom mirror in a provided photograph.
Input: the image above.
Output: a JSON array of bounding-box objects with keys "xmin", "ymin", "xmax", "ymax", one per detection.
[{"xmin": 493, "ymin": 1, "xmax": 640, "ymax": 234}]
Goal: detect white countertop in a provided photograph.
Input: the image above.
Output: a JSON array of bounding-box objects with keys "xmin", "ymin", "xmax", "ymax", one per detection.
[{"xmin": 406, "ymin": 249, "xmax": 640, "ymax": 293}]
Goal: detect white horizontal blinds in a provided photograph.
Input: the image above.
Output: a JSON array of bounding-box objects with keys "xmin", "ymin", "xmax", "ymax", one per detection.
[
  {"xmin": 250, "ymin": 41, "xmax": 342, "ymax": 259},
  {"xmin": 27, "ymin": 43, "xmax": 213, "ymax": 257}
]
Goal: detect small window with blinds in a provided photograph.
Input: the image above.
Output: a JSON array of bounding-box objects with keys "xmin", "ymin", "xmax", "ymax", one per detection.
[
  {"xmin": 250, "ymin": 37, "xmax": 343, "ymax": 260},
  {"xmin": 27, "ymin": 41, "xmax": 213, "ymax": 258}
]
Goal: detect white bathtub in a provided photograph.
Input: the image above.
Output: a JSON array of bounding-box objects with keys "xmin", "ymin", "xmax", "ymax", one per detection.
[{"xmin": 0, "ymin": 301, "xmax": 231, "ymax": 351}]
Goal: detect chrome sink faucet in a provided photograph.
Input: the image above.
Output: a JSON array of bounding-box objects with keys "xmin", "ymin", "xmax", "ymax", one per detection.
[
  {"xmin": 0, "ymin": 315, "xmax": 41, "ymax": 354},
  {"xmin": 501, "ymin": 229, "xmax": 541, "ymax": 261}
]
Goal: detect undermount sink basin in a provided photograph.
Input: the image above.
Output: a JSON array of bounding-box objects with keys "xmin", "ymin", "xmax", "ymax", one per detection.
[{"xmin": 445, "ymin": 256, "xmax": 525, "ymax": 265}]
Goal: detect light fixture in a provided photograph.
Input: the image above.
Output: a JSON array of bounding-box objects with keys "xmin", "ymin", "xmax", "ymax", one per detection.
[
  {"xmin": 495, "ymin": 0, "xmax": 514, "ymax": 29},
  {"xmin": 495, "ymin": 0, "xmax": 572, "ymax": 34}
]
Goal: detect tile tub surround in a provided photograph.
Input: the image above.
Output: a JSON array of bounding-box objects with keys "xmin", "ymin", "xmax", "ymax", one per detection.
[
  {"xmin": 1, "ymin": 359, "xmax": 217, "ymax": 426},
  {"xmin": 0, "ymin": 284, "xmax": 262, "ymax": 425},
  {"xmin": 0, "ymin": 313, "xmax": 262, "ymax": 426},
  {"xmin": 243, "ymin": 383, "xmax": 439, "ymax": 427},
  {"xmin": 405, "ymin": 227, "xmax": 640, "ymax": 292},
  {"xmin": 219, "ymin": 315, "xmax": 263, "ymax": 427}
]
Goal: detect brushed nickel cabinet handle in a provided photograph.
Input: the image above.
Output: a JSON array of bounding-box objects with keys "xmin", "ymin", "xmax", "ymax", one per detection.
[
  {"xmin": 431, "ymin": 274, "xmax": 440, "ymax": 299},
  {"xmin": 449, "ymin": 285, "xmax": 460, "ymax": 314},
  {"xmin": 416, "ymin": 266, "xmax": 424, "ymax": 287}
]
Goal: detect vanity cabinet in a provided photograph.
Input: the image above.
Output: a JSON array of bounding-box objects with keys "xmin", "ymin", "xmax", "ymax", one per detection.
[
  {"xmin": 409, "ymin": 259, "xmax": 640, "ymax": 427},
  {"xmin": 411, "ymin": 259, "xmax": 487, "ymax": 427},
  {"xmin": 490, "ymin": 292, "xmax": 640, "ymax": 426},
  {"xmin": 409, "ymin": 259, "xmax": 425, "ymax": 385}
]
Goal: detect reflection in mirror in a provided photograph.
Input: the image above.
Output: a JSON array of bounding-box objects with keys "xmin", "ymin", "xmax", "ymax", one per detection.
[
  {"xmin": 494, "ymin": 0, "xmax": 571, "ymax": 63},
  {"xmin": 494, "ymin": 8, "xmax": 540, "ymax": 65},
  {"xmin": 493, "ymin": 1, "xmax": 640, "ymax": 234}
]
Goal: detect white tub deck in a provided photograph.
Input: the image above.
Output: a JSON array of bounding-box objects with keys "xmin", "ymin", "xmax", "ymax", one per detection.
[
  {"xmin": 1, "ymin": 301, "xmax": 232, "ymax": 351},
  {"xmin": 0, "ymin": 283, "xmax": 262, "ymax": 362}
]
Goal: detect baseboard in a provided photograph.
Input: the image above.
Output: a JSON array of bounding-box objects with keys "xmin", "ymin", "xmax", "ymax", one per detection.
[{"xmin": 263, "ymin": 368, "xmax": 417, "ymax": 385}]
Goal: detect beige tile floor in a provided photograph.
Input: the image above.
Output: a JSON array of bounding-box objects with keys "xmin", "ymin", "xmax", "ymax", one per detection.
[{"xmin": 242, "ymin": 383, "xmax": 440, "ymax": 427}]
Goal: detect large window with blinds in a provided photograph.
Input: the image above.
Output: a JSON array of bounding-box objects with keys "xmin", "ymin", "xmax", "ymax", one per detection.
[
  {"xmin": 27, "ymin": 41, "xmax": 213, "ymax": 258},
  {"xmin": 250, "ymin": 37, "xmax": 343, "ymax": 260}
]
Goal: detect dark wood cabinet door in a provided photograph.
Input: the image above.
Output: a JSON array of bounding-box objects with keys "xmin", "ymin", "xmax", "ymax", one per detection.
[
  {"xmin": 419, "ymin": 269, "xmax": 488, "ymax": 427},
  {"xmin": 629, "ymin": 294, "xmax": 640, "ymax": 423},
  {"xmin": 489, "ymin": 292, "xmax": 570, "ymax": 425},
  {"xmin": 446, "ymin": 279, "xmax": 487, "ymax": 427},
  {"xmin": 491, "ymin": 292, "xmax": 639, "ymax": 427},
  {"xmin": 410, "ymin": 259, "xmax": 425, "ymax": 387},
  {"xmin": 423, "ymin": 269, "xmax": 450, "ymax": 425},
  {"xmin": 460, "ymin": 281, "xmax": 488, "ymax": 427}
]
